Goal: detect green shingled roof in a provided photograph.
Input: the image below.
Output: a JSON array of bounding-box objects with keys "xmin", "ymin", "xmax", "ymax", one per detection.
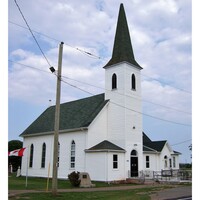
[
  {"xmin": 143, "ymin": 132, "xmax": 167, "ymax": 152},
  {"xmin": 86, "ymin": 140, "xmax": 125, "ymax": 152},
  {"xmin": 20, "ymin": 94, "xmax": 108, "ymax": 136},
  {"xmin": 143, "ymin": 132, "xmax": 152, "ymax": 143},
  {"xmin": 143, "ymin": 140, "xmax": 167, "ymax": 152},
  {"xmin": 104, "ymin": 3, "xmax": 142, "ymax": 69}
]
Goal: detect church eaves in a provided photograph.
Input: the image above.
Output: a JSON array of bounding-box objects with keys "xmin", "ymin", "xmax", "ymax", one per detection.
[{"xmin": 104, "ymin": 3, "xmax": 142, "ymax": 69}]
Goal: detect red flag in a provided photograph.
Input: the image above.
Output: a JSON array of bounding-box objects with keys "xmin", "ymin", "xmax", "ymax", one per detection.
[{"xmin": 8, "ymin": 147, "xmax": 26, "ymax": 157}]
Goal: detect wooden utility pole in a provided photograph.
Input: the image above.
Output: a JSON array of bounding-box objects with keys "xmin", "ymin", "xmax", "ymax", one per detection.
[{"xmin": 52, "ymin": 42, "xmax": 64, "ymax": 196}]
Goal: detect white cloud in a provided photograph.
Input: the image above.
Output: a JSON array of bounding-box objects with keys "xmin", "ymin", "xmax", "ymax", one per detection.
[{"xmin": 8, "ymin": 0, "xmax": 192, "ymax": 161}]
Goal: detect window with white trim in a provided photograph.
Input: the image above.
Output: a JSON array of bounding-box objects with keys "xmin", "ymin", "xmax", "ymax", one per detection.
[
  {"xmin": 29, "ymin": 144, "xmax": 34, "ymax": 168},
  {"xmin": 70, "ymin": 140, "xmax": 75, "ymax": 168},
  {"xmin": 169, "ymin": 158, "xmax": 172, "ymax": 168},
  {"xmin": 146, "ymin": 155, "xmax": 150, "ymax": 168},
  {"xmin": 131, "ymin": 73, "xmax": 136, "ymax": 90},
  {"xmin": 41, "ymin": 143, "xmax": 46, "ymax": 168},
  {"xmin": 113, "ymin": 154, "xmax": 118, "ymax": 169},
  {"xmin": 112, "ymin": 73, "xmax": 117, "ymax": 89},
  {"xmin": 173, "ymin": 156, "xmax": 176, "ymax": 168}
]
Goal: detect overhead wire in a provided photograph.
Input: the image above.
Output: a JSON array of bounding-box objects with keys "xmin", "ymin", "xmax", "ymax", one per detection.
[
  {"xmin": 9, "ymin": 60, "xmax": 191, "ymax": 126},
  {"xmin": 13, "ymin": 0, "xmax": 53, "ymax": 68},
  {"xmin": 9, "ymin": 20, "xmax": 191, "ymax": 95},
  {"xmin": 171, "ymin": 139, "xmax": 192, "ymax": 146},
  {"xmin": 9, "ymin": 60, "xmax": 191, "ymax": 116},
  {"xmin": 9, "ymin": 20, "xmax": 100, "ymax": 59},
  {"xmin": 60, "ymin": 74, "xmax": 191, "ymax": 115},
  {"xmin": 11, "ymin": 0, "xmax": 192, "ymax": 122}
]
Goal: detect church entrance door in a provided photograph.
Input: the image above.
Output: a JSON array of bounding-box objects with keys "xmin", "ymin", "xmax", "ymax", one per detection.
[{"xmin": 130, "ymin": 150, "xmax": 138, "ymax": 177}]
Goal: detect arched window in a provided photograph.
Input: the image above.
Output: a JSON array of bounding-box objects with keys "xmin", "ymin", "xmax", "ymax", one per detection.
[
  {"xmin": 29, "ymin": 144, "xmax": 34, "ymax": 168},
  {"xmin": 131, "ymin": 150, "xmax": 137, "ymax": 156},
  {"xmin": 41, "ymin": 143, "xmax": 46, "ymax": 168},
  {"xmin": 112, "ymin": 73, "xmax": 117, "ymax": 89},
  {"xmin": 70, "ymin": 140, "xmax": 75, "ymax": 168},
  {"xmin": 164, "ymin": 155, "xmax": 168, "ymax": 168},
  {"xmin": 131, "ymin": 74, "xmax": 136, "ymax": 90},
  {"xmin": 58, "ymin": 142, "xmax": 60, "ymax": 167}
]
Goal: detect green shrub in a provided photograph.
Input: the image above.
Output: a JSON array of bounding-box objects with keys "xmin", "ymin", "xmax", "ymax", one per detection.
[{"xmin": 68, "ymin": 171, "xmax": 80, "ymax": 187}]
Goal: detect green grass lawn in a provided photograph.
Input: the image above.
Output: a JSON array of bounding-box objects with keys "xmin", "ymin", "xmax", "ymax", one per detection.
[
  {"xmin": 8, "ymin": 173, "xmax": 131, "ymax": 190},
  {"xmin": 9, "ymin": 173, "xmax": 187, "ymax": 200}
]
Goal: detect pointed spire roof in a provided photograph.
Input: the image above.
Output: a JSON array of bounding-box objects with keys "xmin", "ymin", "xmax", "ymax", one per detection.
[{"xmin": 104, "ymin": 3, "xmax": 142, "ymax": 69}]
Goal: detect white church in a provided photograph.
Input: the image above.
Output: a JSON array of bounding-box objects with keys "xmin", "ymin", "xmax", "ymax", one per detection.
[{"xmin": 20, "ymin": 4, "xmax": 180, "ymax": 181}]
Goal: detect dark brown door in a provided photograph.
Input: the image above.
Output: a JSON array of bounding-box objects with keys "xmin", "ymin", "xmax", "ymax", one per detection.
[{"xmin": 131, "ymin": 157, "xmax": 138, "ymax": 177}]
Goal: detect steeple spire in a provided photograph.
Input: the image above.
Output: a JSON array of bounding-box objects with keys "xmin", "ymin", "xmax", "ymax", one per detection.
[{"xmin": 104, "ymin": 3, "xmax": 142, "ymax": 69}]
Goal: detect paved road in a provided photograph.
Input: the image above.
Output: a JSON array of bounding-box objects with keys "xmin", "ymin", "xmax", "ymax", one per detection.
[{"xmin": 150, "ymin": 186, "xmax": 192, "ymax": 200}]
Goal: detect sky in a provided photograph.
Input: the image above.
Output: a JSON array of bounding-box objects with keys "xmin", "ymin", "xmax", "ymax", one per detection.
[{"xmin": 7, "ymin": 0, "xmax": 192, "ymax": 164}]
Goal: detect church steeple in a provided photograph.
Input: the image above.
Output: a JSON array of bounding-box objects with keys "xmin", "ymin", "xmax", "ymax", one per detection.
[{"xmin": 104, "ymin": 3, "xmax": 142, "ymax": 69}]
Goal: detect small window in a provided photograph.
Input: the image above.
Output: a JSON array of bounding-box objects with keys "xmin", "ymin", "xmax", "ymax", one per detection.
[
  {"xmin": 41, "ymin": 143, "xmax": 46, "ymax": 168},
  {"xmin": 173, "ymin": 157, "xmax": 176, "ymax": 168},
  {"xmin": 29, "ymin": 144, "xmax": 34, "ymax": 168},
  {"xmin": 164, "ymin": 155, "xmax": 168, "ymax": 168},
  {"xmin": 131, "ymin": 74, "xmax": 136, "ymax": 90},
  {"xmin": 112, "ymin": 73, "xmax": 117, "ymax": 89},
  {"xmin": 113, "ymin": 154, "xmax": 118, "ymax": 169},
  {"xmin": 164, "ymin": 160, "xmax": 167, "ymax": 168},
  {"xmin": 169, "ymin": 158, "xmax": 172, "ymax": 168},
  {"xmin": 131, "ymin": 150, "xmax": 137, "ymax": 156},
  {"xmin": 146, "ymin": 155, "xmax": 150, "ymax": 168},
  {"xmin": 70, "ymin": 141, "xmax": 75, "ymax": 168}
]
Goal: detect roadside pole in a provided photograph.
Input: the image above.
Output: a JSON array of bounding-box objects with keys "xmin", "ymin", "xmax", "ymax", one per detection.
[{"xmin": 52, "ymin": 42, "xmax": 64, "ymax": 196}]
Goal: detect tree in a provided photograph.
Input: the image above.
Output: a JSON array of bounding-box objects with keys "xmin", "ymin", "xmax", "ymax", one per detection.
[{"xmin": 8, "ymin": 140, "xmax": 23, "ymax": 172}]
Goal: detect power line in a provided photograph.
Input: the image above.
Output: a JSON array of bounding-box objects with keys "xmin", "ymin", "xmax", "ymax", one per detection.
[
  {"xmin": 9, "ymin": 20, "xmax": 191, "ymax": 94},
  {"xmin": 109, "ymin": 101, "xmax": 191, "ymax": 127},
  {"xmin": 9, "ymin": 20, "xmax": 100, "ymax": 59},
  {"xmin": 55, "ymin": 77, "xmax": 192, "ymax": 127},
  {"xmin": 61, "ymin": 79, "xmax": 93, "ymax": 95},
  {"xmin": 141, "ymin": 73, "xmax": 191, "ymax": 94},
  {"xmin": 9, "ymin": 60, "xmax": 191, "ymax": 127},
  {"xmin": 61, "ymin": 75, "xmax": 191, "ymax": 115},
  {"xmin": 9, "ymin": 60, "xmax": 191, "ymax": 115},
  {"xmin": 8, "ymin": 60, "xmax": 50, "ymax": 74},
  {"xmin": 56, "ymin": 75, "xmax": 191, "ymax": 126},
  {"xmin": 171, "ymin": 139, "xmax": 192, "ymax": 146},
  {"xmin": 14, "ymin": 0, "xmax": 53, "ymax": 68}
]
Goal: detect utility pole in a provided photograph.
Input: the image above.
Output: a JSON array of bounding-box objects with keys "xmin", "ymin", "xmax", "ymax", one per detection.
[{"xmin": 52, "ymin": 42, "xmax": 64, "ymax": 196}]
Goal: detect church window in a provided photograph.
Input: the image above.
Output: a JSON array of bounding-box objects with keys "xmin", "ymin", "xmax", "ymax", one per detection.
[
  {"xmin": 131, "ymin": 74, "xmax": 136, "ymax": 90},
  {"xmin": 164, "ymin": 155, "xmax": 168, "ymax": 168},
  {"xmin": 112, "ymin": 73, "xmax": 117, "ymax": 89},
  {"xmin": 58, "ymin": 142, "xmax": 60, "ymax": 167},
  {"xmin": 169, "ymin": 158, "xmax": 172, "ymax": 168},
  {"xmin": 173, "ymin": 157, "xmax": 176, "ymax": 168},
  {"xmin": 146, "ymin": 156, "xmax": 150, "ymax": 168},
  {"xmin": 70, "ymin": 140, "xmax": 75, "ymax": 168},
  {"xmin": 131, "ymin": 150, "xmax": 137, "ymax": 156},
  {"xmin": 29, "ymin": 144, "xmax": 34, "ymax": 168},
  {"xmin": 41, "ymin": 143, "xmax": 46, "ymax": 168},
  {"xmin": 113, "ymin": 154, "xmax": 118, "ymax": 169}
]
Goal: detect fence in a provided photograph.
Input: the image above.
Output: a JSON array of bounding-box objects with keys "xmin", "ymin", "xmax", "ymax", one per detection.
[{"xmin": 152, "ymin": 169, "xmax": 192, "ymax": 181}]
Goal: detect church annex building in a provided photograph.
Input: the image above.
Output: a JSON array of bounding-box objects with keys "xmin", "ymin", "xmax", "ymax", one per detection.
[{"xmin": 20, "ymin": 4, "xmax": 181, "ymax": 182}]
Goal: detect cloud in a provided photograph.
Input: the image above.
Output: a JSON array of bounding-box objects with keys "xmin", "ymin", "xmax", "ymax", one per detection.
[{"xmin": 8, "ymin": 0, "xmax": 192, "ymax": 162}]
